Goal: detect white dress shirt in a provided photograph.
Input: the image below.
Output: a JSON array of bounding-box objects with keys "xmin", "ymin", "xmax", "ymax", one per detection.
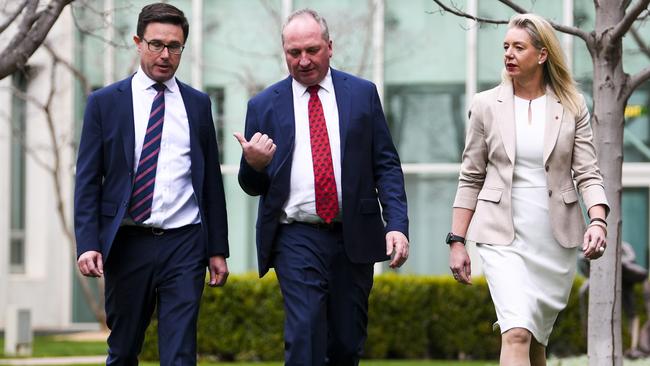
[
  {"xmin": 125, "ymin": 68, "xmax": 200, "ymax": 229},
  {"xmin": 281, "ymin": 69, "xmax": 343, "ymax": 223}
]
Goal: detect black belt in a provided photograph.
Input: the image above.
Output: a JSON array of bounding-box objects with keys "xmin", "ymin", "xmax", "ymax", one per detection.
[
  {"xmin": 294, "ymin": 221, "xmax": 342, "ymax": 232},
  {"xmin": 119, "ymin": 223, "xmax": 199, "ymax": 236}
]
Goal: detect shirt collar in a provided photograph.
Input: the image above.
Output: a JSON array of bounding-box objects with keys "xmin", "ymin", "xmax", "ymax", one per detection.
[
  {"xmin": 292, "ymin": 68, "xmax": 333, "ymax": 98},
  {"xmin": 133, "ymin": 66, "xmax": 178, "ymax": 93}
]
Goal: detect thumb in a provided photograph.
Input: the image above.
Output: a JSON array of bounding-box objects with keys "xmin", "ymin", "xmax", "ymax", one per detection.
[
  {"xmin": 97, "ymin": 254, "xmax": 104, "ymax": 275},
  {"xmin": 386, "ymin": 235, "xmax": 395, "ymax": 255},
  {"xmin": 208, "ymin": 267, "xmax": 217, "ymax": 285},
  {"xmin": 233, "ymin": 132, "xmax": 247, "ymax": 147}
]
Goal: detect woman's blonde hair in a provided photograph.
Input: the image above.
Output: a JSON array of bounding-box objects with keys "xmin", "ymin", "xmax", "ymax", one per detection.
[{"xmin": 502, "ymin": 13, "xmax": 582, "ymax": 115}]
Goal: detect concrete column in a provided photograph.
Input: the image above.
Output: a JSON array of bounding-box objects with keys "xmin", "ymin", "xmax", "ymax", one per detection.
[
  {"xmin": 191, "ymin": 0, "xmax": 203, "ymax": 89},
  {"xmin": 465, "ymin": 0, "xmax": 477, "ymax": 114},
  {"xmin": 562, "ymin": 0, "xmax": 574, "ymax": 72},
  {"xmin": 372, "ymin": 0, "xmax": 385, "ymax": 102},
  {"xmin": 104, "ymin": 0, "xmax": 115, "ymax": 85},
  {"xmin": 4, "ymin": 306, "xmax": 33, "ymax": 356}
]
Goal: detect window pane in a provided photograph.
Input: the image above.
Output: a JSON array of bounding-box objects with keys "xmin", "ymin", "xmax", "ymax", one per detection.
[
  {"xmin": 623, "ymin": 87, "xmax": 650, "ymax": 163},
  {"xmin": 207, "ymin": 87, "xmax": 226, "ymax": 162},
  {"xmin": 10, "ymin": 237, "xmax": 24, "ymax": 273},
  {"xmin": 397, "ymin": 174, "xmax": 457, "ymax": 275},
  {"xmin": 10, "ymin": 71, "xmax": 27, "ymax": 274},
  {"xmin": 622, "ymin": 188, "xmax": 649, "ymax": 269},
  {"xmin": 386, "ymin": 84, "xmax": 466, "ymax": 163}
]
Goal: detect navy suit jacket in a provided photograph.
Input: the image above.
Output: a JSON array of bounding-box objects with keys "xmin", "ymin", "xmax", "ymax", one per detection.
[
  {"xmin": 239, "ymin": 69, "xmax": 408, "ymax": 276},
  {"xmin": 74, "ymin": 75, "xmax": 229, "ymax": 262}
]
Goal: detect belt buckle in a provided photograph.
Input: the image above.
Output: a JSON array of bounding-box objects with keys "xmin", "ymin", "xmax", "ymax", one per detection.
[{"xmin": 151, "ymin": 227, "xmax": 165, "ymax": 236}]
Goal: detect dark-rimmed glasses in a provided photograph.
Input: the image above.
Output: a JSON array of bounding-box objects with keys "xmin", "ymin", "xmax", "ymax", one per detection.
[{"xmin": 141, "ymin": 38, "xmax": 184, "ymax": 55}]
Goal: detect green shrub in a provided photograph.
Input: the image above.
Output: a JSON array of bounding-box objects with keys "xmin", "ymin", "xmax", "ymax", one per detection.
[{"xmin": 140, "ymin": 273, "xmax": 603, "ymax": 361}]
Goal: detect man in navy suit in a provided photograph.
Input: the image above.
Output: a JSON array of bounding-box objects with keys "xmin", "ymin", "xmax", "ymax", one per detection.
[
  {"xmin": 74, "ymin": 3, "xmax": 229, "ymax": 365},
  {"xmin": 234, "ymin": 8, "xmax": 409, "ymax": 365}
]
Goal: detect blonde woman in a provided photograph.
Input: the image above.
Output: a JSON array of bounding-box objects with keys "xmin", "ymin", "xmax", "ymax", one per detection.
[{"xmin": 446, "ymin": 13, "xmax": 609, "ymax": 365}]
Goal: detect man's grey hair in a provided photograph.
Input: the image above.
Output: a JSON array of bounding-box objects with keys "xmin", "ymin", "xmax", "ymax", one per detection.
[{"xmin": 281, "ymin": 8, "xmax": 330, "ymax": 44}]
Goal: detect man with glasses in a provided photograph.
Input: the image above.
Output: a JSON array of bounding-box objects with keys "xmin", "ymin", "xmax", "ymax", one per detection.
[{"xmin": 74, "ymin": 3, "xmax": 229, "ymax": 365}]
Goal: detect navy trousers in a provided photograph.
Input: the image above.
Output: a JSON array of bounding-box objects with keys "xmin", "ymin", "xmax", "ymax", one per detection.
[
  {"xmin": 272, "ymin": 223, "xmax": 374, "ymax": 366},
  {"xmin": 104, "ymin": 224, "xmax": 205, "ymax": 366}
]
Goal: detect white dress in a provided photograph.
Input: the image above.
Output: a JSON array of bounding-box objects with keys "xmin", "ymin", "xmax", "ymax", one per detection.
[{"xmin": 477, "ymin": 95, "xmax": 577, "ymax": 346}]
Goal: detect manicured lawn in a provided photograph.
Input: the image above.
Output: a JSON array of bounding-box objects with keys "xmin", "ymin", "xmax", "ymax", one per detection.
[
  {"xmin": 0, "ymin": 336, "xmax": 106, "ymax": 357},
  {"xmin": 1, "ymin": 336, "xmax": 499, "ymax": 365}
]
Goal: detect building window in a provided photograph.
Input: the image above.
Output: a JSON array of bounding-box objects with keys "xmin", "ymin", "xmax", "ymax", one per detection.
[
  {"xmin": 385, "ymin": 84, "xmax": 466, "ymax": 163},
  {"xmin": 10, "ymin": 71, "xmax": 27, "ymax": 274},
  {"xmin": 206, "ymin": 87, "xmax": 225, "ymax": 161}
]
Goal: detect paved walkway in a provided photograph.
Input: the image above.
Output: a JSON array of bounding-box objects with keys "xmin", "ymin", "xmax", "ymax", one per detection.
[{"xmin": 0, "ymin": 356, "xmax": 105, "ymax": 365}]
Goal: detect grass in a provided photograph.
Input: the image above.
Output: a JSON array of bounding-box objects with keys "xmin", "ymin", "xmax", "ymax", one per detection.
[
  {"xmin": 0, "ymin": 337, "xmax": 502, "ymax": 365},
  {"xmin": 0, "ymin": 336, "xmax": 106, "ymax": 357}
]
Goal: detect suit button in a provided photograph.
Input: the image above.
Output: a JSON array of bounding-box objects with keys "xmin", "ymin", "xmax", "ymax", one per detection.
[
  {"xmin": 545, "ymin": 165, "xmax": 549, "ymax": 172},
  {"xmin": 548, "ymin": 190, "xmax": 552, "ymax": 197},
  {"xmin": 122, "ymin": 201, "xmax": 128, "ymax": 207}
]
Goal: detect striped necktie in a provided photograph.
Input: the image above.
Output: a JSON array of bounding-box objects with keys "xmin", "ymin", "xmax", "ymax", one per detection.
[{"xmin": 129, "ymin": 83, "xmax": 165, "ymax": 223}]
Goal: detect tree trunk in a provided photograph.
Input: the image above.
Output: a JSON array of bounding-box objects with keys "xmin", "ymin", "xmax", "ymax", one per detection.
[{"xmin": 588, "ymin": 2, "xmax": 627, "ymax": 365}]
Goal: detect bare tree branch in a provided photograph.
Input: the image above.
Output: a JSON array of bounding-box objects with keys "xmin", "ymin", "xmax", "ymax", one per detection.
[
  {"xmin": 70, "ymin": 1, "xmax": 131, "ymax": 49},
  {"xmin": 0, "ymin": 0, "xmax": 29, "ymax": 33},
  {"xmin": 0, "ymin": 0, "xmax": 74, "ymax": 80},
  {"xmin": 430, "ymin": 0, "xmax": 508, "ymax": 25},
  {"xmin": 42, "ymin": 42, "xmax": 91, "ymax": 96},
  {"xmin": 431, "ymin": 0, "xmax": 592, "ymax": 43},
  {"xmin": 625, "ymin": 66, "xmax": 650, "ymax": 101},
  {"xmin": 630, "ymin": 27, "xmax": 650, "ymax": 58},
  {"xmin": 497, "ymin": 0, "xmax": 592, "ymax": 42},
  {"xmin": 611, "ymin": 0, "xmax": 650, "ymax": 42}
]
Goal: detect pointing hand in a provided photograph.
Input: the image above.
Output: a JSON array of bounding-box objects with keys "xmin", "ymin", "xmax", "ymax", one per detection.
[{"xmin": 233, "ymin": 132, "xmax": 276, "ymax": 172}]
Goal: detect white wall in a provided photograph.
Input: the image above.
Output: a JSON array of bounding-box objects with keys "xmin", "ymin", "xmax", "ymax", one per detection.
[{"xmin": 2, "ymin": 7, "xmax": 76, "ymax": 329}]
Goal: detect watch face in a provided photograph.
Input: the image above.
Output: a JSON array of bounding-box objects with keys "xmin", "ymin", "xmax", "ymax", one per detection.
[{"xmin": 446, "ymin": 232, "xmax": 453, "ymax": 244}]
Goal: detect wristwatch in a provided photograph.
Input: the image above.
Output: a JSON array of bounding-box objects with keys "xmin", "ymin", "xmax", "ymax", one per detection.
[{"xmin": 445, "ymin": 232, "xmax": 466, "ymax": 245}]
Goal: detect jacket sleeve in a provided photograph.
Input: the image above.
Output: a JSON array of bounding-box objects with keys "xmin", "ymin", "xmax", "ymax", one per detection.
[
  {"xmin": 572, "ymin": 95, "xmax": 610, "ymax": 216},
  {"xmin": 370, "ymin": 86, "xmax": 409, "ymax": 237},
  {"xmin": 74, "ymin": 93, "xmax": 103, "ymax": 258},
  {"xmin": 202, "ymin": 94, "xmax": 230, "ymax": 257},
  {"xmin": 453, "ymin": 95, "xmax": 488, "ymax": 211},
  {"xmin": 238, "ymin": 99, "xmax": 271, "ymax": 196}
]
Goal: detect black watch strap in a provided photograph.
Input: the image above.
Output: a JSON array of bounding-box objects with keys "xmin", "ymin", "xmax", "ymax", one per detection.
[{"xmin": 446, "ymin": 232, "xmax": 466, "ymax": 245}]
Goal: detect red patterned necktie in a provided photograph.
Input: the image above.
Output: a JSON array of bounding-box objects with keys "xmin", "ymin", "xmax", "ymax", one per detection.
[
  {"xmin": 307, "ymin": 85, "xmax": 339, "ymax": 223},
  {"xmin": 129, "ymin": 83, "xmax": 165, "ymax": 223}
]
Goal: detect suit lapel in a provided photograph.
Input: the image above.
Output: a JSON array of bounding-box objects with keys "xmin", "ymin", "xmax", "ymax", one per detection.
[
  {"xmin": 496, "ymin": 81, "xmax": 516, "ymax": 164},
  {"xmin": 543, "ymin": 87, "xmax": 564, "ymax": 164},
  {"xmin": 273, "ymin": 77, "xmax": 296, "ymax": 171},
  {"xmin": 331, "ymin": 69, "xmax": 351, "ymax": 160},
  {"xmin": 118, "ymin": 76, "xmax": 136, "ymax": 173}
]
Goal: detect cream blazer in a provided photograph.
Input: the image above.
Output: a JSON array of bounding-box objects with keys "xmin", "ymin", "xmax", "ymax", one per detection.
[{"xmin": 453, "ymin": 81, "xmax": 609, "ymax": 248}]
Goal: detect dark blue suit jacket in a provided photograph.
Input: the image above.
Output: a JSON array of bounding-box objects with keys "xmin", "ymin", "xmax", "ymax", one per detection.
[
  {"xmin": 239, "ymin": 69, "xmax": 408, "ymax": 276},
  {"xmin": 74, "ymin": 76, "xmax": 229, "ymax": 262}
]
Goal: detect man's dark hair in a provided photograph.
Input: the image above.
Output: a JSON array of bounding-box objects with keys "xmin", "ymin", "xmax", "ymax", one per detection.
[{"xmin": 137, "ymin": 3, "xmax": 189, "ymax": 42}]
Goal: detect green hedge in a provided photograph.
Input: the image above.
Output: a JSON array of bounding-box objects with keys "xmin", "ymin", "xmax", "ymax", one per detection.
[{"xmin": 141, "ymin": 273, "xmax": 591, "ymax": 361}]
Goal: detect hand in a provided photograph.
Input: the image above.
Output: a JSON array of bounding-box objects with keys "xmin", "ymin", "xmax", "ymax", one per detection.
[
  {"xmin": 449, "ymin": 243, "xmax": 471, "ymax": 285},
  {"xmin": 208, "ymin": 255, "xmax": 229, "ymax": 287},
  {"xmin": 386, "ymin": 231, "xmax": 409, "ymax": 268},
  {"xmin": 233, "ymin": 132, "xmax": 276, "ymax": 172},
  {"xmin": 583, "ymin": 224, "xmax": 607, "ymax": 260},
  {"xmin": 77, "ymin": 250, "xmax": 103, "ymax": 277}
]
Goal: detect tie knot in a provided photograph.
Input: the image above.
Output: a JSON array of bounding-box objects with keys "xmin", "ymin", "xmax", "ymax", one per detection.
[
  {"xmin": 307, "ymin": 85, "xmax": 320, "ymax": 96},
  {"xmin": 152, "ymin": 83, "xmax": 166, "ymax": 92}
]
